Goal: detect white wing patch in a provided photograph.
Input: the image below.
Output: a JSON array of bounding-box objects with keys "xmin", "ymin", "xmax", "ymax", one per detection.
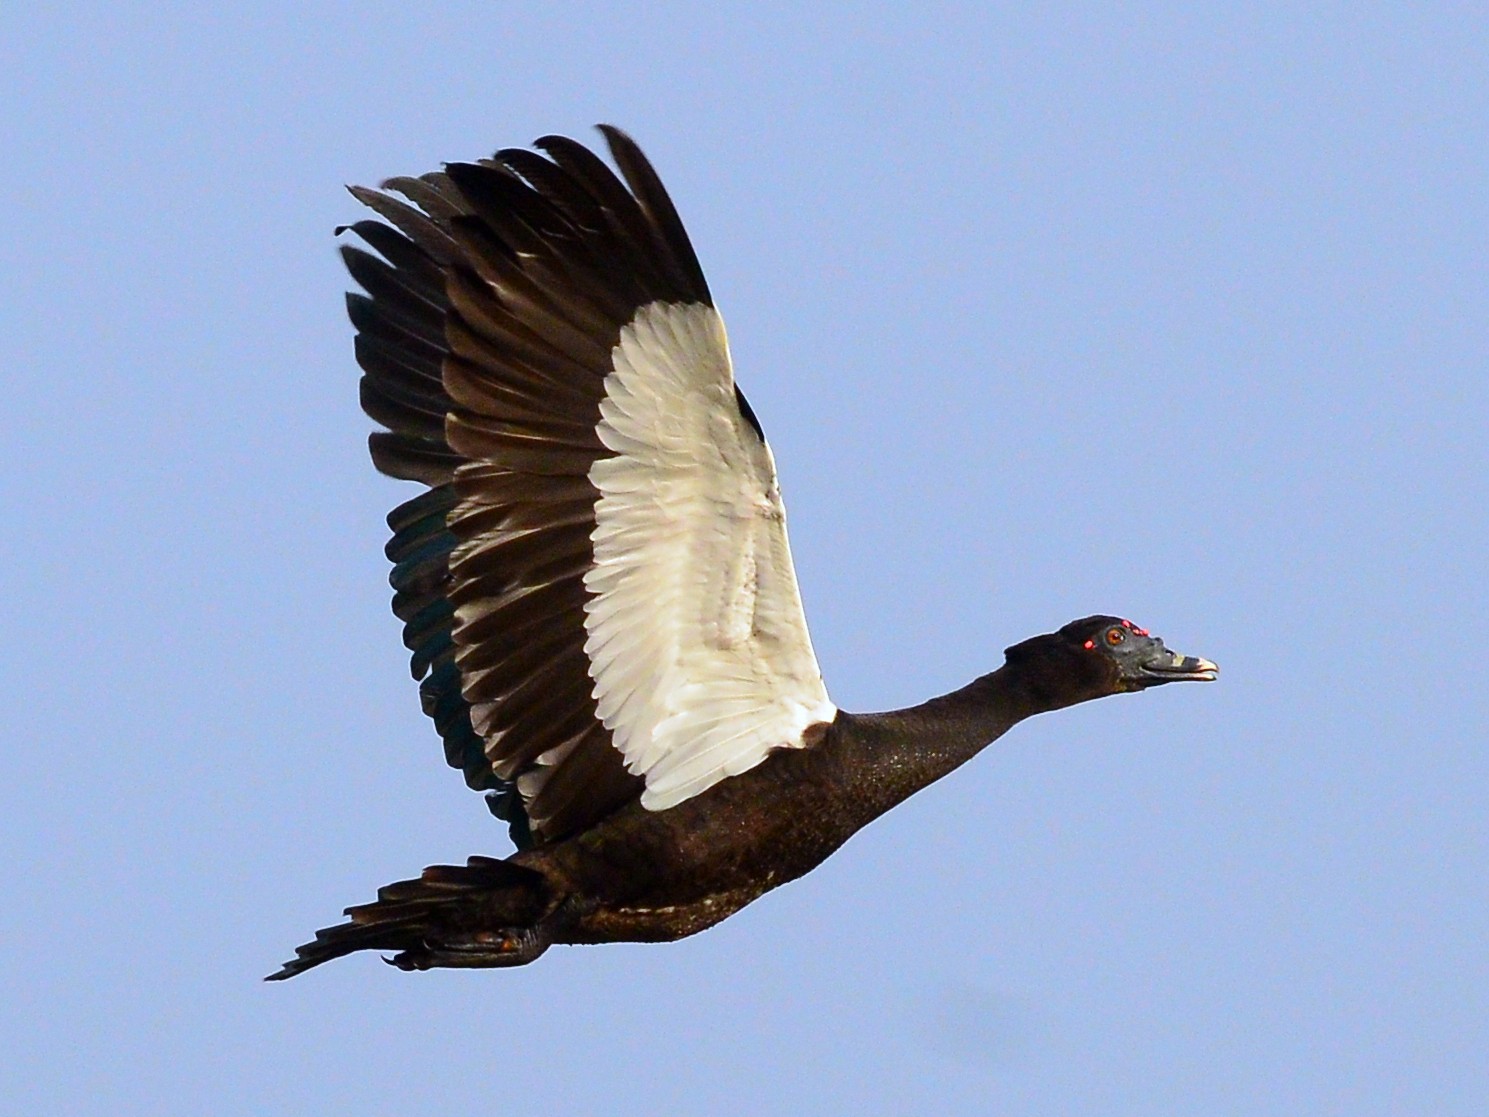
[{"xmin": 584, "ymin": 301, "xmax": 836, "ymax": 810}]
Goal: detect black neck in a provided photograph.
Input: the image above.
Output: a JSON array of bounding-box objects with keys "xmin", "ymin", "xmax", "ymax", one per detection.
[{"xmin": 834, "ymin": 663, "xmax": 1053, "ymax": 822}]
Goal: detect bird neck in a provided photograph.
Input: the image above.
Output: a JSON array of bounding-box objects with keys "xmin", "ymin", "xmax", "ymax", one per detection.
[{"xmin": 837, "ymin": 662, "xmax": 1056, "ymax": 819}]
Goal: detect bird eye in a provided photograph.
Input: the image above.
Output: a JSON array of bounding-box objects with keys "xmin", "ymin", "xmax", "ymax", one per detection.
[{"xmin": 1106, "ymin": 628, "xmax": 1125, "ymax": 645}]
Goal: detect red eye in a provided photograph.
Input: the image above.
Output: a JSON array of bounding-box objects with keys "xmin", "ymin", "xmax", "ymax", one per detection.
[{"xmin": 1107, "ymin": 628, "xmax": 1125, "ymax": 645}]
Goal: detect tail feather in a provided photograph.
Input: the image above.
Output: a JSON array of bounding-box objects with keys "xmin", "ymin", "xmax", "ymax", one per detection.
[{"xmin": 267, "ymin": 856, "xmax": 548, "ymax": 980}]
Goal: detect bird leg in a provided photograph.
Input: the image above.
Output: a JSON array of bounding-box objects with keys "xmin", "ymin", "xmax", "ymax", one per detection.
[{"xmin": 386, "ymin": 923, "xmax": 555, "ymax": 970}]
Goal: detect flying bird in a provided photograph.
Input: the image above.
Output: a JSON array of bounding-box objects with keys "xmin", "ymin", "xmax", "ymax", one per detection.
[{"xmin": 269, "ymin": 126, "xmax": 1216, "ymax": 979}]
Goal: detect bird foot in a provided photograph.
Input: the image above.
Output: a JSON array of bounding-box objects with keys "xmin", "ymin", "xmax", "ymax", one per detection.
[{"xmin": 385, "ymin": 926, "xmax": 552, "ymax": 970}]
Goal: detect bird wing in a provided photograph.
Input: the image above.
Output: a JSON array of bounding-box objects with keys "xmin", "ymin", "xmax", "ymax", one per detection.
[{"xmin": 343, "ymin": 126, "xmax": 835, "ymax": 843}]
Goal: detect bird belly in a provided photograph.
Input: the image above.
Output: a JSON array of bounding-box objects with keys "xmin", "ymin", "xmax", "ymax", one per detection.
[
  {"xmin": 563, "ymin": 882, "xmax": 775, "ymax": 944},
  {"xmin": 537, "ymin": 741, "xmax": 861, "ymax": 946}
]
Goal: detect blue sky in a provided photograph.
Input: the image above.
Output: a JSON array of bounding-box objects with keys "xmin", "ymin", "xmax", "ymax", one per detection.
[{"xmin": 5, "ymin": 4, "xmax": 1486, "ymax": 1114}]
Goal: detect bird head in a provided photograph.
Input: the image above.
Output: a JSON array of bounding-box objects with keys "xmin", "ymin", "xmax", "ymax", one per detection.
[{"xmin": 1004, "ymin": 615, "xmax": 1218, "ymax": 708}]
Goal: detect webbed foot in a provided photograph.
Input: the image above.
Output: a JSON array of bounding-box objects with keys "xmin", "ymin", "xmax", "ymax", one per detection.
[{"xmin": 385, "ymin": 925, "xmax": 553, "ymax": 970}]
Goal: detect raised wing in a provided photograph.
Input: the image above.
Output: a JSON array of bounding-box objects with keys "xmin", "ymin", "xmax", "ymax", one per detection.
[{"xmin": 344, "ymin": 127, "xmax": 835, "ymax": 843}]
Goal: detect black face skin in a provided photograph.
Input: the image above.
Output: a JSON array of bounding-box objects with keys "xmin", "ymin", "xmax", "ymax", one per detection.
[
  {"xmin": 1005, "ymin": 614, "xmax": 1218, "ymax": 705},
  {"xmin": 1062, "ymin": 614, "xmax": 1218, "ymax": 691}
]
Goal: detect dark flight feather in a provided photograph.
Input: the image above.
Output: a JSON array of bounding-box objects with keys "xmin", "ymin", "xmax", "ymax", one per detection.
[{"xmin": 341, "ymin": 127, "xmax": 718, "ymax": 845}]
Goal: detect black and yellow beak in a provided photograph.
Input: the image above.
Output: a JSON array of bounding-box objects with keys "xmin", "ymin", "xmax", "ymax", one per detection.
[{"xmin": 1134, "ymin": 644, "xmax": 1219, "ymax": 685}]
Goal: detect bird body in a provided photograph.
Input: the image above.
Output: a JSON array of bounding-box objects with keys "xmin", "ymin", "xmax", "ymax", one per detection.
[
  {"xmin": 270, "ymin": 128, "xmax": 1215, "ymax": 980},
  {"xmin": 276, "ymin": 673, "xmax": 1017, "ymax": 972}
]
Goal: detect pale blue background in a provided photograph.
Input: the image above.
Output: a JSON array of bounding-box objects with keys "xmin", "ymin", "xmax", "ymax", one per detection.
[{"xmin": 5, "ymin": 4, "xmax": 1486, "ymax": 1114}]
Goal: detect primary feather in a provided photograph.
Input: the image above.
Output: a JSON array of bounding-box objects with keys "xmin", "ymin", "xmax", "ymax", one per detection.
[{"xmin": 347, "ymin": 126, "xmax": 831, "ymax": 842}]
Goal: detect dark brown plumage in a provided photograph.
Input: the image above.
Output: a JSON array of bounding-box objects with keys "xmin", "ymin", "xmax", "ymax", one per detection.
[{"xmin": 268, "ymin": 129, "xmax": 1215, "ymax": 980}]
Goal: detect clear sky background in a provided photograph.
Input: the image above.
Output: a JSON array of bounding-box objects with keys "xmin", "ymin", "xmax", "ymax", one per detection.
[{"xmin": 4, "ymin": 4, "xmax": 1486, "ymax": 1114}]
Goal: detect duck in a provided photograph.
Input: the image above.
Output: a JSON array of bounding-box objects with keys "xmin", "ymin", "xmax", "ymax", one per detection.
[{"xmin": 269, "ymin": 126, "xmax": 1216, "ymax": 979}]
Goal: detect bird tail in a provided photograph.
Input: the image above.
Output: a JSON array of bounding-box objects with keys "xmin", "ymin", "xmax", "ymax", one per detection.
[{"xmin": 266, "ymin": 855, "xmax": 553, "ymax": 979}]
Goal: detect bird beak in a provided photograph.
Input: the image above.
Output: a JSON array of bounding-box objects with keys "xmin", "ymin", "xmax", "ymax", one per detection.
[{"xmin": 1137, "ymin": 647, "xmax": 1219, "ymax": 684}]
